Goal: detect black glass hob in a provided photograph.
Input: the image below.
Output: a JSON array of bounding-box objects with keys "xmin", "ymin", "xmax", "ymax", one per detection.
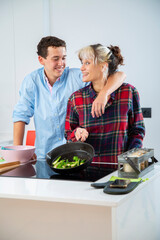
[
  {"xmin": 50, "ymin": 166, "xmax": 114, "ymax": 182},
  {"xmin": 0, "ymin": 159, "xmax": 114, "ymax": 182}
]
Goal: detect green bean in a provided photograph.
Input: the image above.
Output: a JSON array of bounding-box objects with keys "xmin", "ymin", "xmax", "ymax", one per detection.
[
  {"xmin": 52, "ymin": 156, "xmax": 86, "ymax": 169},
  {"xmin": 52, "ymin": 156, "xmax": 61, "ymax": 166}
]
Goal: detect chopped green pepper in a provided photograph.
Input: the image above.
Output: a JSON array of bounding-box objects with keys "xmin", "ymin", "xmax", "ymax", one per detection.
[{"xmin": 52, "ymin": 155, "xmax": 86, "ymax": 169}]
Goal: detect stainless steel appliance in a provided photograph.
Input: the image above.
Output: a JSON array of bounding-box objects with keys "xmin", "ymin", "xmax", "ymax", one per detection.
[{"xmin": 118, "ymin": 148, "xmax": 157, "ymax": 178}]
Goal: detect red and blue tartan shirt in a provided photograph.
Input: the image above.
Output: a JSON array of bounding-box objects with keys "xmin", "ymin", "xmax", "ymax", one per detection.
[{"xmin": 65, "ymin": 83, "xmax": 145, "ymax": 169}]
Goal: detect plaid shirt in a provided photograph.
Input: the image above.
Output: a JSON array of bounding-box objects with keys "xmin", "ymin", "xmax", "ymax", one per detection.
[{"xmin": 65, "ymin": 83, "xmax": 145, "ymax": 169}]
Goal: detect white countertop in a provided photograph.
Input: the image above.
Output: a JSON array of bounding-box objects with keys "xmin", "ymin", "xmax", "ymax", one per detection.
[{"xmin": 0, "ymin": 165, "xmax": 160, "ymax": 207}]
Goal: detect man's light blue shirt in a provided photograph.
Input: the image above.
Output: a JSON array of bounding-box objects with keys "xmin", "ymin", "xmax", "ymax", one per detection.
[{"xmin": 13, "ymin": 67, "xmax": 87, "ymax": 159}]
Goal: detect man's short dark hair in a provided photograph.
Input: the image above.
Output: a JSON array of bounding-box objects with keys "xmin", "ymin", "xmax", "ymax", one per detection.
[{"xmin": 37, "ymin": 36, "xmax": 66, "ymax": 58}]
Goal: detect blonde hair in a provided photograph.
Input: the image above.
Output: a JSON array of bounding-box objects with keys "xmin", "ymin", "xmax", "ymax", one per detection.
[
  {"xmin": 78, "ymin": 44, "xmax": 111, "ymax": 64},
  {"xmin": 78, "ymin": 44, "xmax": 124, "ymax": 76}
]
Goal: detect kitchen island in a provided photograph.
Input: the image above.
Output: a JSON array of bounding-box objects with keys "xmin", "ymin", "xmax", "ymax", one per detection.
[{"xmin": 0, "ymin": 161, "xmax": 160, "ymax": 240}]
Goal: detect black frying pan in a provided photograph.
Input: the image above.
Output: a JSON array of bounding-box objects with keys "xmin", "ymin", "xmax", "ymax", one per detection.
[{"xmin": 46, "ymin": 142, "xmax": 95, "ymax": 174}]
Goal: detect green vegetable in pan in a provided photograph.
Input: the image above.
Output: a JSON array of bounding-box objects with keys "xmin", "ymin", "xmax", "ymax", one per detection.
[{"xmin": 52, "ymin": 156, "xmax": 86, "ymax": 169}]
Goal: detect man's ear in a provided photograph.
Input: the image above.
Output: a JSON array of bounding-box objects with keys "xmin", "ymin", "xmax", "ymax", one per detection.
[{"xmin": 38, "ymin": 56, "xmax": 44, "ymax": 65}]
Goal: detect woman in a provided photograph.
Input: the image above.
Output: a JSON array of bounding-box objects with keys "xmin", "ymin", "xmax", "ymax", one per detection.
[{"xmin": 65, "ymin": 44, "xmax": 145, "ymax": 170}]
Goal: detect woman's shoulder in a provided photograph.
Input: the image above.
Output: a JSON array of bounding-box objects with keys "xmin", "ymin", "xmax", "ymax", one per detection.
[
  {"xmin": 114, "ymin": 83, "xmax": 140, "ymax": 101},
  {"xmin": 118, "ymin": 83, "xmax": 138, "ymax": 92}
]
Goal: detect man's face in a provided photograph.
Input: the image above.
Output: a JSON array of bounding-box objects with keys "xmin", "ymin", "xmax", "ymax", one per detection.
[{"xmin": 38, "ymin": 46, "xmax": 67, "ymax": 80}]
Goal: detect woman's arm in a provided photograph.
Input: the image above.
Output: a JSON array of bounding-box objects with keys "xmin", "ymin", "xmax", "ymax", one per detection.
[
  {"xmin": 127, "ymin": 88, "xmax": 145, "ymax": 149},
  {"xmin": 65, "ymin": 98, "xmax": 79, "ymax": 142},
  {"xmin": 91, "ymin": 71, "xmax": 126, "ymax": 117},
  {"xmin": 65, "ymin": 98, "xmax": 89, "ymax": 142}
]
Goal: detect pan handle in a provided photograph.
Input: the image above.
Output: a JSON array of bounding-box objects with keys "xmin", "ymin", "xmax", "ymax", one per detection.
[
  {"xmin": 66, "ymin": 140, "xmax": 82, "ymax": 144},
  {"xmin": 46, "ymin": 154, "xmax": 51, "ymax": 160},
  {"xmin": 65, "ymin": 132, "xmax": 73, "ymax": 143},
  {"xmin": 66, "ymin": 141, "xmax": 84, "ymax": 144},
  {"xmin": 66, "ymin": 140, "xmax": 72, "ymax": 144},
  {"xmin": 65, "ymin": 132, "xmax": 83, "ymax": 144}
]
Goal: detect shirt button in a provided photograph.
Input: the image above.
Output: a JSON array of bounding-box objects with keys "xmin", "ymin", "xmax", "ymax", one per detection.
[
  {"xmin": 59, "ymin": 138, "xmax": 61, "ymax": 140},
  {"xmin": 54, "ymin": 113, "xmax": 57, "ymax": 116},
  {"xmin": 57, "ymin": 125, "xmax": 59, "ymax": 128}
]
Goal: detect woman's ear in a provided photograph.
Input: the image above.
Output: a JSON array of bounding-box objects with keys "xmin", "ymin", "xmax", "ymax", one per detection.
[{"xmin": 102, "ymin": 62, "xmax": 108, "ymax": 72}]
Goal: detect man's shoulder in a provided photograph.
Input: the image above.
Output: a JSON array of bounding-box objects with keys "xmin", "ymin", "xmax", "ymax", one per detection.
[
  {"xmin": 69, "ymin": 84, "xmax": 90, "ymax": 99},
  {"xmin": 25, "ymin": 67, "xmax": 44, "ymax": 79},
  {"xmin": 63, "ymin": 67, "xmax": 81, "ymax": 78},
  {"xmin": 20, "ymin": 67, "xmax": 44, "ymax": 90},
  {"xmin": 62, "ymin": 67, "xmax": 87, "ymax": 89},
  {"xmin": 22, "ymin": 67, "xmax": 44, "ymax": 86},
  {"xmin": 67, "ymin": 67, "xmax": 81, "ymax": 74}
]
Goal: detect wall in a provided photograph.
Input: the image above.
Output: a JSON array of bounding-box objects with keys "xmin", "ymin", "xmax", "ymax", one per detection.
[
  {"xmin": 0, "ymin": 0, "xmax": 160, "ymax": 158},
  {"xmin": 0, "ymin": 0, "xmax": 46, "ymax": 143}
]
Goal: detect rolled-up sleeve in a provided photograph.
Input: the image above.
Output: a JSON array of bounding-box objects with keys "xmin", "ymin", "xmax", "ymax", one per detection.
[{"xmin": 13, "ymin": 75, "xmax": 35, "ymax": 125}]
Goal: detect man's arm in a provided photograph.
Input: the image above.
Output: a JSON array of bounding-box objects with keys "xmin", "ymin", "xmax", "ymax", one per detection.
[
  {"xmin": 13, "ymin": 121, "xmax": 25, "ymax": 145},
  {"xmin": 13, "ymin": 74, "xmax": 35, "ymax": 145},
  {"xmin": 91, "ymin": 71, "xmax": 126, "ymax": 117}
]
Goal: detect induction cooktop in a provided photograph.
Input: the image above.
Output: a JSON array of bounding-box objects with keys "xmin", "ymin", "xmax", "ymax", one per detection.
[
  {"xmin": 50, "ymin": 166, "xmax": 114, "ymax": 182},
  {"xmin": 0, "ymin": 159, "xmax": 114, "ymax": 182}
]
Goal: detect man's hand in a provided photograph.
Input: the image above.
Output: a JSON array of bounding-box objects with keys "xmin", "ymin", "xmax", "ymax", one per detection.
[
  {"xmin": 91, "ymin": 71, "xmax": 126, "ymax": 118},
  {"xmin": 91, "ymin": 91, "xmax": 110, "ymax": 118},
  {"xmin": 75, "ymin": 127, "xmax": 89, "ymax": 142}
]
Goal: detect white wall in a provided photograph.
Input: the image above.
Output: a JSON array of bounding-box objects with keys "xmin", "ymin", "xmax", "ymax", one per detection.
[
  {"xmin": 0, "ymin": 0, "xmax": 160, "ymax": 158},
  {"xmin": 0, "ymin": 0, "xmax": 46, "ymax": 143}
]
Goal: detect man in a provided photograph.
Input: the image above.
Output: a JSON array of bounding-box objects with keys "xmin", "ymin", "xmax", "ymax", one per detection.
[{"xmin": 13, "ymin": 36, "xmax": 126, "ymax": 160}]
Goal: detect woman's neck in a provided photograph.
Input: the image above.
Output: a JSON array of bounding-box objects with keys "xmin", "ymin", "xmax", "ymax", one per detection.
[{"xmin": 92, "ymin": 78, "xmax": 107, "ymax": 93}]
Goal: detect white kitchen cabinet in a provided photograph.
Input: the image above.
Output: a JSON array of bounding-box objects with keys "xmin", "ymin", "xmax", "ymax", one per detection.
[{"xmin": 0, "ymin": 165, "xmax": 160, "ymax": 240}]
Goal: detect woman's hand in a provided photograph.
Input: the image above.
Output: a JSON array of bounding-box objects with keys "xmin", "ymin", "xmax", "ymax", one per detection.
[
  {"xmin": 75, "ymin": 128, "xmax": 89, "ymax": 142},
  {"xmin": 91, "ymin": 91, "xmax": 110, "ymax": 118}
]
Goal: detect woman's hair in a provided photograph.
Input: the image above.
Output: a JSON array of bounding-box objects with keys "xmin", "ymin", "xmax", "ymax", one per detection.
[
  {"xmin": 37, "ymin": 36, "xmax": 66, "ymax": 58},
  {"xmin": 78, "ymin": 44, "xmax": 124, "ymax": 77}
]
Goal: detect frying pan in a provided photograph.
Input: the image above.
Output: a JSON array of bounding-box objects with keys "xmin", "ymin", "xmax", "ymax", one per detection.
[{"xmin": 46, "ymin": 142, "xmax": 95, "ymax": 174}]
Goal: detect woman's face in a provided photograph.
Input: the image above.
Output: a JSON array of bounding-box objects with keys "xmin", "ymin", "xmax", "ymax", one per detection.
[{"xmin": 80, "ymin": 58, "xmax": 103, "ymax": 82}]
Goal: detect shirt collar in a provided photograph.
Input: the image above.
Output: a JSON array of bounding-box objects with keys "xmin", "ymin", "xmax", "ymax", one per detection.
[
  {"xmin": 110, "ymin": 91, "xmax": 116, "ymax": 100},
  {"xmin": 42, "ymin": 67, "xmax": 68, "ymax": 84},
  {"xmin": 45, "ymin": 75, "xmax": 52, "ymax": 94},
  {"xmin": 88, "ymin": 83, "xmax": 97, "ymax": 99},
  {"xmin": 88, "ymin": 82, "xmax": 116, "ymax": 102}
]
